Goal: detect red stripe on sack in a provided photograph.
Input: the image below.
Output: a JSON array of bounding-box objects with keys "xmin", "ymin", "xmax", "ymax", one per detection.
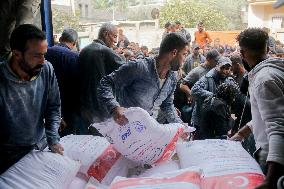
[
  {"xmin": 110, "ymin": 171, "xmax": 201, "ymax": 189},
  {"xmin": 201, "ymin": 172, "xmax": 265, "ymax": 189},
  {"xmin": 87, "ymin": 145, "xmax": 121, "ymax": 182},
  {"xmin": 155, "ymin": 127, "xmax": 184, "ymax": 164}
]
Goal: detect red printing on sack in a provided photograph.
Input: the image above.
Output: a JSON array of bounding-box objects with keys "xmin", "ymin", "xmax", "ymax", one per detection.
[
  {"xmin": 155, "ymin": 127, "xmax": 184, "ymax": 164},
  {"xmin": 87, "ymin": 145, "xmax": 121, "ymax": 182}
]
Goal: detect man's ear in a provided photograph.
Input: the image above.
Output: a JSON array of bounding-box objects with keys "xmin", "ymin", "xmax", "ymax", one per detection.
[
  {"xmin": 103, "ymin": 31, "xmax": 108, "ymax": 40},
  {"xmin": 171, "ymin": 49, "xmax": 178, "ymax": 57},
  {"xmin": 267, "ymin": 46, "xmax": 270, "ymax": 53},
  {"xmin": 12, "ymin": 50, "xmax": 22, "ymax": 59}
]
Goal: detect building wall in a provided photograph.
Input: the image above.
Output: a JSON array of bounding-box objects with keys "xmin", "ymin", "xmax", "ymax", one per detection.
[
  {"xmin": 248, "ymin": 4, "xmax": 265, "ymax": 27},
  {"xmin": 248, "ymin": 3, "xmax": 284, "ymax": 28},
  {"xmin": 263, "ymin": 5, "xmax": 284, "ymax": 28}
]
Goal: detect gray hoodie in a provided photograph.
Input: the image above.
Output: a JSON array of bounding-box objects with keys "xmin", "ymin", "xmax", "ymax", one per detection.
[{"xmin": 248, "ymin": 57, "xmax": 284, "ymax": 166}]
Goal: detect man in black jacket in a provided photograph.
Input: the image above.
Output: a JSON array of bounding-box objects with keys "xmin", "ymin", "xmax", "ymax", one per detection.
[
  {"xmin": 199, "ymin": 82, "xmax": 238, "ymax": 139},
  {"xmin": 45, "ymin": 28, "xmax": 80, "ymax": 136},
  {"xmin": 78, "ymin": 23, "xmax": 124, "ymax": 135}
]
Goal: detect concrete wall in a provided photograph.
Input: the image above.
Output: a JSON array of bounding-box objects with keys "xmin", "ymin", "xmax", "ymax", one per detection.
[{"xmin": 248, "ymin": 3, "xmax": 284, "ymax": 28}]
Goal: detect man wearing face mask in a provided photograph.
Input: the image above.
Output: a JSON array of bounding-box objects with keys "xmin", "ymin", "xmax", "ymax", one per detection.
[
  {"xmin": 191, "ymin": 56, "xmax": 238, "ymax": 138},
  {"xmin": 235, "ymin": 28, "xmax": 284, "ymax": 189},
  {"xmin": 0, "ymin": 24, "xmax": 63, "ymax": 174},
  {"xmin": 77, "ymin": 23, "xmax": 124, "ymax": 135},
  {"xmin": 45, "ymin": 28, "xmax": 80, "ymax": 136},
  {"xmin": 97, "ymin": 33, "xmax": 188, "ymax": 125}
]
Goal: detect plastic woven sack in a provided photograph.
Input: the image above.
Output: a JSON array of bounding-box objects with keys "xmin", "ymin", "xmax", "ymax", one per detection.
[
  {"xmin": 109, "ymin": 168, "xmax": 202, "ymax": 189},
  {"xmin": 91, "ymin": 107, "xmax": 186, "ymax": 165},
  {"xmin": 177, "ymin": 140, "xmax": 265, "ymax": 189},
  {"xmin": 0, "ymin": 151, "xmax": 80, "ymax": 189},
  {"xmin": 60, "ymin": 135, "xmax": 134, "ymax": 185}
]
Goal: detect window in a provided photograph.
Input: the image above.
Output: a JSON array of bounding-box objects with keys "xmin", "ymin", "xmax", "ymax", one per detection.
[
  {"xmin": 79, "ymin": 4, "xmax": 82, "ymax": 17},
  {"xmin": 272, "ymin": 16, "xmax": 283, "ymax": 29},
  {"xmin": 85, "ymin": 4, "xmax": 88, "ymax": 18}
]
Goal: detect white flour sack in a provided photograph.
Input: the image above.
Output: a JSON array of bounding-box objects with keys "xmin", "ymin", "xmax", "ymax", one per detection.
[
  {"xmin": 177, "ymin": 140, "xmax": 265, "ymax": 189},
  {"xmin": 91, "ymin": 107, "xmax": 186, "ymax": 165},
  {"xmin": 109, "ymin": 167, "xmax": 202, "ymax": 189},
  {"xmin": 0, "ymin": 151, "xmax": 80, "ymax": 189},
  {"xmin": 60, "ymin": 135, "xmax": 134, "ymax": 185},
  {"xmin": 84, "ymin": 177, "xmax": 108, "ymax": 189},
  {"xmin": 138, "ymin": 160, "xmax": 180, "ymax": 177},
  {"xmin": 68, "ymin": 176, "xmax": 87, "ymax": 189}
]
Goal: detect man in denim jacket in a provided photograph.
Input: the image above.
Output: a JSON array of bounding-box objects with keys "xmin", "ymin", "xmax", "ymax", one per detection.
[
  {"xmin": 97, "ymin": 33, "xmax": 188, "ymax": 125},
  {"xmin": 0, "ymin": 24, "xmax": 63, "ymax": 174}
]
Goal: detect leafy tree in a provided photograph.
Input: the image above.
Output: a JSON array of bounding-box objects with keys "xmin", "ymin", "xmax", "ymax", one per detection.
[
  {"xmin": 52, "ymin": 8, "xmax": 83, "ymax": 34},
  {"xmin": 160, "ymin": 0, "xmax": 230, "ymax": 31},
  {"xmin": 92, "ymin": 0, "xmax": 129, "ymax": 11},
  {"xmin": 198, "ymin": 0, "xmax": 247, "ymax": 30},
  {"xmin": 92, "ymin": 0, "xmax": 111, "ymax": 9}
]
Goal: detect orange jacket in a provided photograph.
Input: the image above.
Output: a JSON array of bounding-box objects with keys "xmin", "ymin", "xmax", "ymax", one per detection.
[{"xmin": 194, "ymin": 31, "xmax": 212, "ymax": 49}]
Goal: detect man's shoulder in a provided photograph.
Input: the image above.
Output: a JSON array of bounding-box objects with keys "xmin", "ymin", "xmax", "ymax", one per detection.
[
  {"xmin": 250, "ymin": 58, "xmax": 284, "ymax": 85},
  {"xmin": 128, "ymin": 58, "xmax": 151, "ymax": 70},
  {"xmin": 191, "ymin": 65, "xmax": 206, "ymax": 73},
  {"xmin": 204, "ymin": 97, "xmax": 226, "ymax": 110},
  {"xmin": 48, "ymin": 45, "xmax": 78, "ymax": 57},
  {"xmin": 205, "ymin": 68, "xmax": 215, "ymax": 78},
  {"xmin": 42, "ymin": 61, "xmax": 55, "ymax": 74}
]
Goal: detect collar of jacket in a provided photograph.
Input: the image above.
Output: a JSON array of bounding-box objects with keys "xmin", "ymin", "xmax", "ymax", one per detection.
[
  {"xmin": 93, "ymin": 39, "xmax": 107, "ymax": 47},
  {"xmin": 58, "ymin": 43, "xmax": 71, "ymax": 50}
]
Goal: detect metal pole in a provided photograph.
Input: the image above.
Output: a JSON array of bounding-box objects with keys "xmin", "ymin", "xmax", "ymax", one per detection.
[{"xmin": 40, "ymin": 0, "xmax": 54, "ymax": 47}]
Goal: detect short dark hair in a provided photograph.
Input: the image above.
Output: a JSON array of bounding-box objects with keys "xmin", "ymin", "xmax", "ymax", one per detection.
[
  {"xmin": 141, "ymin": 46, "xmax": 148, "ymax": 51},
  {"xmin": 164, "ymin": 22, "xmax": 171, "ymax": 28},
  {"xmin": 59, "ymin": 28, "xmax": 78, "ymax": 43},
  {"xmin": 216, "ymin": 82, "xmax": 239, "ymax": 105},
  {"xmin": 159, "ymin": 33, "xmax": 188, "ymax": 55},
  {"xmin": 237, "ymin": 28, "xmax": 268, "ymax": 57},
  {"xmin": 230, "ymin": 54, "xmax": 242, "ymax": 65},
  {"xmin": 206, "ymin": 49, "xmax": 220, "ymax": 60},
  {"xmin": 10, "ymin": 24, "xmax": 46, "ymax": 53}
]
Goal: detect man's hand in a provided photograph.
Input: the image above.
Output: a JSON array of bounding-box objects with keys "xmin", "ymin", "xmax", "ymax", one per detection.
[
  {"xmin": 254, "ymin": 180, "xmax": 272, "ymax": 189},
  {"xmin": 112, "ymin": 106, "xmax": 129, "ymax": 126},
  {"xmin": 180, "ymin": 132, "xmax": 190, "ymax": 141},
  {"xmin": 59, "ymin": 118, "xmax": 67, "ymax": 132},
  {"xmin": 49, "ymin": 143, "xmax": 64, "ymax": 155},
  {"xmin": 255, "ymin": 162, "xmax": 284, "ymax": 189},
  {"xmin": 229, "ymin": 132, "xmax": 244, "ymax": 142}
]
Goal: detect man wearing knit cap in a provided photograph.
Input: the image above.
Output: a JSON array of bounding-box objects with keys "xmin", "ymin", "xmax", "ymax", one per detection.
[{"xmin": 191, "ymin": 56, "xmax": 239, "ymax": 138}]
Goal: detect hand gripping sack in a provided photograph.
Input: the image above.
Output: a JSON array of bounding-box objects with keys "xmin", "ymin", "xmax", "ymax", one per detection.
[{"xmin": 91, "ymin": 107, "xmax": 185, "ymax": 165}]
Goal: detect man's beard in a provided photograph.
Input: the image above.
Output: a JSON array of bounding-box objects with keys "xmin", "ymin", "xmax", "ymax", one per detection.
[
  {"xmin": 170, "ymin": 59, "xmax": 180, "ymax": 71},
  {"xmin": 19, "ymin": 59, "xmax": 42, "ymax": 77},
  {"xmin": 242, "ymin": 59, "xmax": 252, "ymax": 72}
]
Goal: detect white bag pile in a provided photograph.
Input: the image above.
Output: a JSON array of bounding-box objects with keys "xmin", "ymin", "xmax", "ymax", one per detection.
[
  {"xmin": 60, "ymin": 135, "xmax": 135, "ymax": 185},
  {"xmin": 91, "ymin": 107, "xmax": 186, "ymax": 165},
  {"xmin": 0, "ymin": 151, "xmax": 80, "ymax": 189},
  {"xmin": 177, "ymin": 139, "xmax": 265, "ymax": 189}
]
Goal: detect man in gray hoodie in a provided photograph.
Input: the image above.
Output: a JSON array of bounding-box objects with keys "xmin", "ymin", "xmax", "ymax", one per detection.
[{"xmin": 237, "ymin": 28, "xmax": 284, "ymax": 189}]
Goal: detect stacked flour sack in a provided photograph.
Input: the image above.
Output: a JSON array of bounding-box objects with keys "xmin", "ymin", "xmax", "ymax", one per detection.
[
  {"xmin": 90, "ymin": 107, "xmax": 188, "ymax": 165},
  {"xmin": 0, "ymin": 107, "xmax": 265, "ymax": 189}
]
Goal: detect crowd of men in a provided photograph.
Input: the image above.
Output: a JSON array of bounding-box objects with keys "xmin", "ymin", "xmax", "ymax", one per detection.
[{"xmin": 0, "ymin": 21, "xmax": 284, "ymax": 189}]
